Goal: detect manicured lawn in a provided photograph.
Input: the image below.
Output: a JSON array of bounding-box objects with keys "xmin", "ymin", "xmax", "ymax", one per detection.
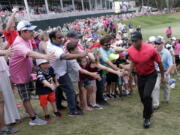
[
  {"xmin": 14, "ymin": 75, "xmax": 180, "ymax": 135},
  {"xmin": 14, "ymin": 13, "xmax": 180, "ymax": 135},
  {"xmin": 123, "ymin": 13, "xmax": 180, "ymax": 40}
]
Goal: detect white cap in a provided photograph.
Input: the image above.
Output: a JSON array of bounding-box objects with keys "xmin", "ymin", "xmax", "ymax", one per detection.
[
  {"xmin": 116, "ymin": 40, "xmax": 123, "ymax": 45},
  {"xmin": 166, "ymin": 44, "xmax": 172, "ymax": 48},
  {"xmin": 17, "ymin": 20, "xmax": 37, "ymax": 31},
  {"xmin": 12, "ymin": 7, "xmax": 19, "ymax": 13},
  {"xmin": 36, "ymin": 59, "xmax": 48, "ymax": 66},
  {"xmin": 172, "ymin": 37, "xmax": 176, "ymax": 41},
  {"xmin": 87, "ymin": 38, "xmax": 93, "ymax": 42},
  {"xmin": 157, "ymin": 35, "xmax": 164, "ymax": 40},
  {"xmin": 148, "ymin": 36, "xmax": 156, "ymax": 43}
]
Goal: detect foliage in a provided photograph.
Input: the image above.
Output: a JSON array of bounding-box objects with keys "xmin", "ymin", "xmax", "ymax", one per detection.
[{"xmin": 135, "ymin": 0, "xmax": 180, "ymax": 11}]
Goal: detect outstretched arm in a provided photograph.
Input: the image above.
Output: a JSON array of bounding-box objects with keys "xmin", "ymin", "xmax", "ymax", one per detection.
[
  {"xmin": 6, "ymin": 9, "xmax": 18, "ymax": 33},
  {"xmin": 27, "ymin": 51, "xmax": 56, "ymax": 61},
  {"xmin": 0, "ymin": 49, "xmax": 11, "ymax": 56},
  {"xmin": 96, "ymin": 63, "xmax": 123, "ymax": 76},
  {"xmin": 80, "ymin": 69, "xmax": 101, "ymax": 80}
]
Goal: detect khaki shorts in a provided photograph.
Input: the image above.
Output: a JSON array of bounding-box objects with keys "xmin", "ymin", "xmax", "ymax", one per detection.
[
  {"xmin": 0, "ymin": 91, "xmax": 4, "ymax": 101},
  {"xmin": 72, "ymin": 82, "xmax": 79, "ymax": 95}
]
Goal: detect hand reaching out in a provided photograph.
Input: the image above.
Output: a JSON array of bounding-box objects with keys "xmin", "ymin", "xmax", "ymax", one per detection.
[
  {"xmin": 92, "ymin": 72, "xmax": 101, "ymax": 81},
  {"xmin": 45, "ymin": 53, "xmax": 56, "ymax": 61}
]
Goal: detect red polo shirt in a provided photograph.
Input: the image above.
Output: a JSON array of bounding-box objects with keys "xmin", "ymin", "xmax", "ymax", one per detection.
[
  {"xmin": 128, "ymin": 42, "xmax": 161, "ymax": 76},
  {"xmin": 3, "ymin": 29, "xmax": 37, "ymax": 49}
]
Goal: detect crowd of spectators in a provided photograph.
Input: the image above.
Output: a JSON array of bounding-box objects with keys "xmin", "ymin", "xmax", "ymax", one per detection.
[{"xmin": 0, "ymin": 7, "xmax": 179, "ymax": 134}]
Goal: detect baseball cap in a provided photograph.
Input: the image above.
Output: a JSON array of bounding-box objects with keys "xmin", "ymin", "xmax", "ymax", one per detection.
[
  {"xmin": 109, "ymin": 53, "xmax": 119, "ymax": 61},
  {"xmin": 87, "ymin": 38, "xmax": 93, "ymax": 42},
  {"xmin": 36, "ymin": 59, "xmax": 48, "ymax": 66},
  {"xmin": 67, "ymin": 31, "xmax": 82, "ymax": 39},
  {"xmin": 17, "ymin": 20, "xmax": 37, "ymax": 31},
  {"xmin": 119, "ymin": 51, "xmax": 128, "ymax": 57},
  {"xmin": 166, "ymin": 44, "xmax": 172, "ymax": 48},
  {"xmin": 154, "ymin": 37, "xmax": 164, "ymax": 44},
  {"xmin": 131, "ymin": 31, "xmax": 142, "ymax": 41},
  {"xmin": 157, "ymin": 36, "xmax": 164, "ymax": 40},
  {"xmin": 171, "ymin": 37, "xmax": 176, "ymax": 41},
  {"xmin": 148, "ymin": 36, "xmax": 156, "ymax": 43}
]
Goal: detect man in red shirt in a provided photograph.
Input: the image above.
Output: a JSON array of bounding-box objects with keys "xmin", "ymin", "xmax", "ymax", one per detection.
[
  {"xmin": 128, "ymin": 31, "xmax": 165, "ymax": 128},
  {"xmin": 3, "ymin": 9, "xmax": 18, "ymax": 48},
  {"xmin": 3, "ymin": 8, "xmax": 37, "ymax": 50}
]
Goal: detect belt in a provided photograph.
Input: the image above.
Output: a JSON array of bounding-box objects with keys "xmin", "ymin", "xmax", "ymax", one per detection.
[
  {"xmin": 138, "ymin": 71, "xmax": 157, "ymax": 77},
  {"xmin": 157, "ymin": 70, "xmax": 167, "ymax": 73}
]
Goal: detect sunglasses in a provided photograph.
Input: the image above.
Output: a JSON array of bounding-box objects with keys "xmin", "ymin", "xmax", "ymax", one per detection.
[
  {"xmin": 24, "ymin": 24, "xmax": 31, "ymax": 28},
  {"xmin": 56, "ymin": 36, "xmax": 64, "ymax": 39},
  {"xmin": 104, "ymin": 43, "xmax": 111, "ymax": 47},
  {"xmin": 21, "ymin": 24, "xmax": 32, "ymax": 30}
]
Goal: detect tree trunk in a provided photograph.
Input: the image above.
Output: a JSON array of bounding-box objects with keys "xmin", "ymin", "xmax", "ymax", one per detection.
[
  {"xmin": 165, "ymin": 0, "xmax": 170, "ymax": 12},
  {"xmin": 154, "ymin": 0, "xmax": 158, "ymax": 9}
]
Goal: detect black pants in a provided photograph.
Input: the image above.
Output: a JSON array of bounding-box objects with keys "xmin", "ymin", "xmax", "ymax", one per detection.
[
  {"xmin": 96, "ymin": 75, "xmax": 106, "ymax": 103},
  {"xmin": 137, "ymin": 72, "xmax": 157, "ymax": 119}
]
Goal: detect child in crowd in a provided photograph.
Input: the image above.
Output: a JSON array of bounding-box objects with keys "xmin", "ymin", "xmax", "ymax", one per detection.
[
  {"xmin": 78, "ymin": 48, "xmax": 123, "ymax": 109},
  {"xmin": 36, "ymin": 59, "xmax": 62, "ymax": 122},
  {"xmin": 66, "ymin": 42, "xmax": 101, "ymax": 111},
  {"xmin": 78, "ymin": 57, "xmax": 95, "ymax": 111},
  {"xmin": 106, "ymin": 53, "xmax": 120, "ymax": 98}
]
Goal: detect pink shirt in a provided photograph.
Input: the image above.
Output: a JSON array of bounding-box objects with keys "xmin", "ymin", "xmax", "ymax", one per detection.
[
  {"xmin": 166, "ymin": 29, "xmax": 172, "ymax": 35},
  {"xmin": 9, "ymin": 36, "xmax": 33, "ymax": 84},
  {"xmin": 175, "ymin": 43, "xmax": 180, "ymax": 55}
]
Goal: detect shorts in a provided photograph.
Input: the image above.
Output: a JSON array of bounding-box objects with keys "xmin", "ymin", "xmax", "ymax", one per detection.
[
  {"xmin": 16, "ymin": 82, "xmax": 34, "ymax": 101},
  {"xmin": 118, "ymin": 76, "xmax": 123, "ymax": 85},
  {"xmin": 106, "ymin": 73, "xmax": 118, "ymax": 84},
  {"xmin": 167, "ymin": 34, "xmax": 171, "ymax": 38},
  {"xmin": 123, "ymin": 76, "xmax": 129, "ymax": 84},
  {"xmin": 175, "ymin": 55, "xmax": 180, "ymax": 64},
  {"xmin": 39, "ymin": 92, "xmax": 55, "ymax": 107},
  {"xmin": 0, "ymin": 91, "xmax": 4, "ymax": 101},
  {"xmin": 79, "ymin": 79, "xmax": 93, "ymax": 88}
]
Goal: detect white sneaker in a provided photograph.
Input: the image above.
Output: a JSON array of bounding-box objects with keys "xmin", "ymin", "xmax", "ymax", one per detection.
[
  {"xmin": 170, "ymin": 83, "xmax": 175, "ymax": 89},
  {"xmin": 29, "ymin": 117, "xmax": 47, "ymax": 126},
  {"xmin": 91, "ymin": 104, "xmax": 103, "ymax": 110},
  {"xmin": 125, "ymin": 90, "xmax": 130, "ymax": 95}
]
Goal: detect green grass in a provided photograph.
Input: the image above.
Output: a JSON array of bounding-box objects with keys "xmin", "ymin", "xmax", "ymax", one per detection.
[
  {"xmin": 122, "ymin": 13, "xmax": 180, "ymax": 40},
  {"xmin": 14, "ymin": 76, "xmax": 180, "ymax": 135},
  {"xmin": 14, "ymin": 13, "xmax": 180, "ymax": 135}
]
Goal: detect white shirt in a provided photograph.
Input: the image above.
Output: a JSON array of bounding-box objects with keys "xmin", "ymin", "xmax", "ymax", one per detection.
[{"xmin": 47, "ymin": 41, "xmax": 67, "ymax": 78}]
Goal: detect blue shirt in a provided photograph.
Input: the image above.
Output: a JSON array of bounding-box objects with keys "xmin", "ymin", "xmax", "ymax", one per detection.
[
  {"xmin": 156, "ymin": 48, "xmax": 173, "ymax": 71},
  {"xmin": 99, "ymin": 47, "xmax": 115, "ymax": 67}
]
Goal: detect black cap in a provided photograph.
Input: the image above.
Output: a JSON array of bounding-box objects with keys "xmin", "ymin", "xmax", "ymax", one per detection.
[
  {"xmin": 131, "ymin": 31, "xmax": 142, "ymax": 41},
  {"xmin": 155, "ymin": 37, "xmax": 164, "ymax": 44},
  {"xmin": 67, "ymin": 31, "xmax": 82, "ymax": 39}
]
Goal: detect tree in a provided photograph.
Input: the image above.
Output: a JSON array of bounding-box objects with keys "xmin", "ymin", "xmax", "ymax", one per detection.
[{"xmin": 135, "ymin": 0, "xmax": 180, "ymax": 11}]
